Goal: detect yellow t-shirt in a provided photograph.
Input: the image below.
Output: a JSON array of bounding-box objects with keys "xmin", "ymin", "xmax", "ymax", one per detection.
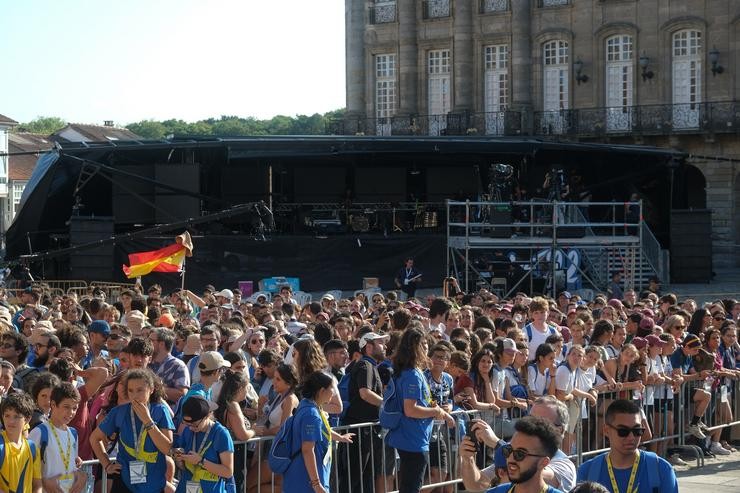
[{"xmin": 0, "ymin": 430, "xmax": 42, "ymax": 493}]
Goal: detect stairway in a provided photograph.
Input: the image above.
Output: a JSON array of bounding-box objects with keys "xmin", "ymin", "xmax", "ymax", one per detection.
[{"xmin": 582, "ymin": 246, "xmax": 658, "ymax": 292}]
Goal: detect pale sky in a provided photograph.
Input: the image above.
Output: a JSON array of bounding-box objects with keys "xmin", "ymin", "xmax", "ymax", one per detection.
[{"xmin": 1, "ymin": 0, "xmax": 346, "ymax": 125}]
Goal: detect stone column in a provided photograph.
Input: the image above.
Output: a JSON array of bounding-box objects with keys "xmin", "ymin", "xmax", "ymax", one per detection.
[
  {"xmin": 453, "ymin": 0, "xmax": 474, "ymax": 112},
  {"xmin": 398, "ymin": 0, "xmax": 419, "ymax": 115},
  {"xmin": 345, "ymin": 0, "xmax": 366, "ymax": 117},
  {"xmin": 510, "ymin": 0, "xmax": 532, "ymax": 128}
]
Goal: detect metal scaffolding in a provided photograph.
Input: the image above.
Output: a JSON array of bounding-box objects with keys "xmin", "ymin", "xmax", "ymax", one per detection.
[{"xmin": 445, "ymin": 200, "xmax": 654, "ymax": 299}]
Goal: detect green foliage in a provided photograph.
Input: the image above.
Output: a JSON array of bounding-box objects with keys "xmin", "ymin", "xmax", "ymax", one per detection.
[
  {"xmin": 15, "ymin": 116, "xmax": 66, "ymax": 134},
  {"xmin": 125, "ymin": 109, "xmax": 346, "ymax": 138}
]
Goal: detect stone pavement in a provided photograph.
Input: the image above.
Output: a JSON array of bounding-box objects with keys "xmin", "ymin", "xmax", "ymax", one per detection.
[{"xmin": 676, "ymin": 454, "xmax": 740, "ymax": 492}]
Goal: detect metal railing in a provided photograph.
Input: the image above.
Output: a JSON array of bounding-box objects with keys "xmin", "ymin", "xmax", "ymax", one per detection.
[
  {"xmin": 369, "ymin": 3, "xmax": 396, "ymax": 24},
  {"xmin": 76, "ymin": 376, "xmax": 740, "ymax": 493},
  {"xmin": 641, "ymin": 220, "xmax": 669, "ymax": 283},
  {"xmin": 422, "ymin": 0, "xmax": 451, "ymax": 19},
  {"xmin": 480, "ymin": 0, "xmax": 509, "ymax": 13},
  {"xmin": 328, "ymin": 101, "xmax": 740, "ymax": 138}
]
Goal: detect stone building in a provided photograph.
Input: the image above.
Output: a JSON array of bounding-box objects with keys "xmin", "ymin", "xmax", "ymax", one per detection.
[{"xmin": 343, "ymin": 0, "xmax": 740, "ymax": 269}]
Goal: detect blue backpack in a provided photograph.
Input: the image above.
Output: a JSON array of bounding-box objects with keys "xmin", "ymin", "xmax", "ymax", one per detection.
[
  {"xmin": 524, "ymin": 323, "xmax": 557, "ymax": 342},
  {"xmin": 330, "ymin": 371, "xmax": 352, "ymax": 425},
  {"xmin": 36, "ymin": 423, "xmax": 78, "ymax": 464},
  {"xmin": 268, "ymin": 407, "xmax": 309, "ymax": 474},
  {"xmin": 379, "ymin": 376, "xmax": 402, "ymax": 430}
]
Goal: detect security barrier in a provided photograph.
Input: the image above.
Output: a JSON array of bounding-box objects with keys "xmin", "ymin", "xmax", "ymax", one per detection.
[{"xmin": 69, "ymin": 378, "xmax": 740, "ymax": 493}]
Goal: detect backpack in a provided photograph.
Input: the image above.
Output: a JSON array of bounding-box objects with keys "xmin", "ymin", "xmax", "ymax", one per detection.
[
  {"xmin": 379, "ymin": 376, "xmax": 402, "ymax": 430},
  {"xmin": 36, "ymin": 423, "xmax": 78, "ymax": 464},
  {"xmin": 268, "ymin": 406, "xmax": 309, "ymax": 474},
  {"xmin": 524, "ymin": 323, "xmax": 556, "ymax": 342},
  {"xmin": 12, "ymin": 366, "xmax": 41, "ymax": 392},
  {"xmin": 331, "ymin": 366, "xmax": 353, "ymax": 424},
  {"xmin": 585, "ymin": 450, "xmax": 660, "ymax": 493}
]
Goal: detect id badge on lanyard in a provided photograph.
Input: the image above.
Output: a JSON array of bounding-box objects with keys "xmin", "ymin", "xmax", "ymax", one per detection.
[
  {"xmin": 186, "ymin": 480, "xmax": 202, "ymax": 493},
  {"xmin": 129, "ymin": 460, "xmax": 147, "ymax": 484}
]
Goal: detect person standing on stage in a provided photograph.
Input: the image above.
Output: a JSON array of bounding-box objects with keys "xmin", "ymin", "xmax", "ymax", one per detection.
[{"xmin": 395, "ymin": 257, "xmax": 422, "ymax": 300}]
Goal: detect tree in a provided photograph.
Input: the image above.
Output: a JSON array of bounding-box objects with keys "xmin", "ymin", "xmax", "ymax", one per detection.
[
  {"xmin": 16, "ymin": 116, "xmax": 66, "ymax": 135},
  {"xmin": 126, "ymin": 120, "xmax": 169, "ymax": 139}
]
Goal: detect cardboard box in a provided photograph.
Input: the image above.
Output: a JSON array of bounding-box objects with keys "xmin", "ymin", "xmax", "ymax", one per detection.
[{"xmin": 363, "ymin": 277, "xmax": 379, "ymax": 289}]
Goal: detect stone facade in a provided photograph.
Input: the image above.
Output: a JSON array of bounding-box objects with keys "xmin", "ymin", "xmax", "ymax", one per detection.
[{"xmin": 345, "ymin": 0, "xmax": 740, "ymax": 268}]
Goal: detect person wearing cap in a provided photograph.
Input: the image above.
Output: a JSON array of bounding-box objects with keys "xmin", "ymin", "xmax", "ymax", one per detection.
[
  {"xmin": 149, "ymin": 328, "xmax": 190, "ymax": 408},
  {"xmin": 91, "ymin": 368, "xmax": 176, "ymax": 493},
  {"xmin": 82, "ymin": 320, "xmax": 111, "ymax": 369},
  {"xmin": 126, "ymin": 310, "xmax": 148, "ymax": 338},
  {"xmin": 172, "ymin": 395, "xmax": 234, "ymax": 493},
  {"xmin": 320, "ymin": 293, "xmax": 336, "ymax": 314},
  {"xmin": 175, "ymin": 351, "xmax": 231, "ymax": 430},
  {"xmin": 668, "ymin": 333, "xmax": 712, "ymax": 439},
  {"xmin": 187, "ymin": 326, "xmax": 222, "ymax": 385},
  {"xmin": 339, "ymin": 331, "xmax": 389, "ymax": 493}
]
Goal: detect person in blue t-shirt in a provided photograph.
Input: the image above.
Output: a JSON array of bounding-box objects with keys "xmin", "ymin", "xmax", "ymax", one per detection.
[
  {"xmin": 90, "ymin": 368, "xmax": 176, "ymax": 493},
  {"xmin": 283, "ymin": 371, "xmax": 354, "ymax": 493},
  {"xmin": 386, "ymin": 327, "xmax": 455, "ymax": 493},
  {"xmin": 577, "ymin": 399, "xmax": 678, "ymax": 493},
  {"xmin": 485, "ymin": 416, "xmax": 565, "ymax": 493},
  {"xmin": 173, "ymin": 396, "xmax": 234, "ymax": 493}
]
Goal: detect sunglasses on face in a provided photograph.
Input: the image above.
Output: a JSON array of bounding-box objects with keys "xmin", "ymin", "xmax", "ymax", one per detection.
[
  {"xmin": 714, "ymin": 316, "xmax": 725, "ymax": 321},
  {"xmin": 501, "ymin": 444, "xmax": 547, "ymax": 461},
  {"xmin": 607, "ymin": 423, "xmax": 645, "ymax": 437}
]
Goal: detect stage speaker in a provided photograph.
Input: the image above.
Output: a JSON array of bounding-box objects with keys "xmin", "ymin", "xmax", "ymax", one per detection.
[
  {"xmin": 483, "ymin": 205, "xmax": 512, "ymax": 238},
  {"xmin": 69, "ymin": 216, "xmax": 114, "ymax": 280},
  {"xmin": 426, "ymin": 167, "xmax": 478, "ymax": 202},
  {"xmin": 670, "ymin": 210, "xmax": 711, "ymax": 282},
  {"xmin": 155, "ymin": 163, "xmax": 200, "ymax": 223},
  {"xmin": 112, "ymin": 165, "xmax": 155, "ymax": 224}
]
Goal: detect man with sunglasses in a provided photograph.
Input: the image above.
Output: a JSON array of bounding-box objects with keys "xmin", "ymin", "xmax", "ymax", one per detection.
[
  {"xmin": 461, "ymin": 396, "xmax": 576, "ymax": 492},
  {"xmin": 483, "ymin": 416, "xmax": 564, "ymax": 493},
  {"xmin": 577, "ymin": 399, "xmax": 677, "ymax": 493}
]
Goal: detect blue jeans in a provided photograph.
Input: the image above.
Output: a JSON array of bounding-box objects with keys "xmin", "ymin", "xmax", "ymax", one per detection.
[{"xmin": 397, "ymin": 449, "xmax": 429, "ymax": 493}]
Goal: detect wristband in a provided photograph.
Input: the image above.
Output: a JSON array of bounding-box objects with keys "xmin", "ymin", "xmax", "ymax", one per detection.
[{"xmin": 143, "ymin": 421, "xmax": 156, "ymax": 431}]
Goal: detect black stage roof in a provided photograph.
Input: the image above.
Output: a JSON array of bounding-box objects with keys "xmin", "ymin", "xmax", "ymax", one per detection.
[{"xmin": 6, "ymin": 136, "xmax": 685, "ymax": 263}]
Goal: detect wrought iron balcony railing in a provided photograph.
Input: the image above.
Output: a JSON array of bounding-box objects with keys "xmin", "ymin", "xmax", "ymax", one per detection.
[
  {"xmin": 538, "ymin": 0, "xmax": 570, "ymax": 6},
  {"xmin": 480, "ymin": 0, "xmax": 509, "ymax": 13},
  {"xmin": 328, "ymin": 101, "xmax": 740, "ymax": 138},
  {"xmin": 369, "ymin": 2, "xmax": 396, "ymax": 24},
  {"xmin": 422, "ymin": 0, "xmax": 451, "ymax": 20}
]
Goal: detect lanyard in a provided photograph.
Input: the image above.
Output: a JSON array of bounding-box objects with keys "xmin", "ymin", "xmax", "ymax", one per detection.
[
  {"xmin": 606, "ymin": 452, "xmax": 640, "ymax": 493},
  {"xmin": 191, "ymin": 422, "xmax": 214, "ymax": 456},
  {"xmin": 318, "ymin": 405, "xmax": 332, "ymax": 443},
  {"xmin": 130, "ymin": 405, "xmax": 149, "ymax": 459},
  {"xmin": 49, "ymin": 424, "xmax": 73, "ymax": 473}
]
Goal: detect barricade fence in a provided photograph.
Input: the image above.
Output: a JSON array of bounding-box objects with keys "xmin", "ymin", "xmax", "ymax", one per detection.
[{"xmin": 75, "ymin": 378, "xmax": 740, "ymax": 493}]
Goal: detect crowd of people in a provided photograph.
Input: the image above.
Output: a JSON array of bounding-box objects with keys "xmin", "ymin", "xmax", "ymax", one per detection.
[{"xmin": 0, "ymin": 276, "xmax": 737, "ymax": 493}]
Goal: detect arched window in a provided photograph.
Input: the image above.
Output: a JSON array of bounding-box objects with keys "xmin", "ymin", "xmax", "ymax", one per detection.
[
  {"xmin": 605, "ymin": 35, "xmax": 633, "ymax": 132},
  {"xmin": 672, "ymin": 30, "xmax": 702, "ymax": 129}
]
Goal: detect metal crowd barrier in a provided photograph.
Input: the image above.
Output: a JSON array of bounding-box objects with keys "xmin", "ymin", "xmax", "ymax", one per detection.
[{"xmin": 65, "ymin": 379, "xmax": 740, "ymax": 493}]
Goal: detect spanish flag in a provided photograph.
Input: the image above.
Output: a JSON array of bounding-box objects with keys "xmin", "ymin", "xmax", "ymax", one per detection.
[{"xmin": 122, "ymin": 231, "xmax": 193, "ymax": 279}]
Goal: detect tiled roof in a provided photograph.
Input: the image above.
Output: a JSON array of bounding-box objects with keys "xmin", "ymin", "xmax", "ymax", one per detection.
[
  {"xmin": 53, "ymin": 123, "xmax": 141, "ymax": 143},
  {"xmin": 8, "ymin": 133, "xmax": 53, "ymax": 181},
  {"xmin": 0, "ymin": 114, "xmax": 18, "ymax": 125}
]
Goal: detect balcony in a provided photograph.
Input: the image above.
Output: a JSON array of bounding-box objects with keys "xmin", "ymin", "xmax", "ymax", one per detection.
[
  {"xmin": 538, "ymin": 0, "xmax": 570, "ymax": 6},
  {"xmin": 328, "ymin": 101, "xmax": 740, "ymax": 139},
  {"xmin": 369, "ymin": 2, "xmax": 396, "ymax": 24},
  {"xmin": 422, "ymin": 0, "xmax": 451, "ymax": 20},
  {"xmin": 480, "ymin": 0, "xmax": 509, "ymax": 13}
]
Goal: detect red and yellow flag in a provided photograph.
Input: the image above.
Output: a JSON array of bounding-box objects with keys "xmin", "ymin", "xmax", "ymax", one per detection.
[{"xmin": 122, "ymin": 232, "xmax": 193, "ymax": 279}]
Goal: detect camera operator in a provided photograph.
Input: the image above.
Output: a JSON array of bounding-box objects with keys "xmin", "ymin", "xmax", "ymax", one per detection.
[
  {"xmin": 543, "ymin": 168, "xmax": 569, "ymax": 201},
  {"xmin": 460, "ymin": 395, "xmax": 576, "ymax": 491}
]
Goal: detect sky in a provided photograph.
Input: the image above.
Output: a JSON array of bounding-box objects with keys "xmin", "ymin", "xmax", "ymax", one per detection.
[{"xmin": 1, "ymin": 0, "xmax": 346, "ymax": 125}]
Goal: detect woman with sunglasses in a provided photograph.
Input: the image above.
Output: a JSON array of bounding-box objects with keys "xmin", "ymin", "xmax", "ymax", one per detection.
[
  {"xmin": 386, "ymin": 326, "xmax": 455, "ymax": 493},
  {"xmin": 90, "ymin": 368, "xmax": 175, "ymax": 493},
  {"xmin": 173, "ymin": 395, "xmax": 234, "ymax": 493}
]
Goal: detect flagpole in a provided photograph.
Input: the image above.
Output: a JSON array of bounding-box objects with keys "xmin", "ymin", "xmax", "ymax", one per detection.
[{"xmin": 181, "ymin": 257, "xmax": 186, "ymax": 290}]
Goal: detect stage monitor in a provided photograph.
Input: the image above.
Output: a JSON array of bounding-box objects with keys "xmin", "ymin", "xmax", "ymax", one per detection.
[
  {"xmin": 426, "ymin": 166, "xmax": 478, "ymax": 201},
  {"xmin": 355, "ymin": 167, "xmax": 406, "ymax": 202},
  {"xmin": 293, "ymin": 166, "xmax": 347, "ymax": 202}
]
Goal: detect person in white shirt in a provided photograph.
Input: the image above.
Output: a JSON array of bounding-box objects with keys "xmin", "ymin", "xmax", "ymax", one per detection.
[{"xmin": 29, "ymin": 382, "xmax": 87, "ymax": 493}]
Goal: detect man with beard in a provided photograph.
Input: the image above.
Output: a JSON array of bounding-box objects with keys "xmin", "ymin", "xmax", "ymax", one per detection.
[
  {"xmin": 186, "ymin": 326, "xmax": 221, "ymax": 384},
  {"xmin": 461, "ymin": 396, "xmax": 576, "ymax": 492},
  {"xmin": 483, "ymin": 416, "xmax": 564, "ymax": 493},
  {"xmin": 30, "ymin": 329, "xmax": 60, "ymax": 369},
  {"xmin": 577, "ymin": 399, "xmax": 677, "ymax": 493},
  {"xmin": 339, "ymin": 331, "xmax": 389, "ymax": 493}
]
